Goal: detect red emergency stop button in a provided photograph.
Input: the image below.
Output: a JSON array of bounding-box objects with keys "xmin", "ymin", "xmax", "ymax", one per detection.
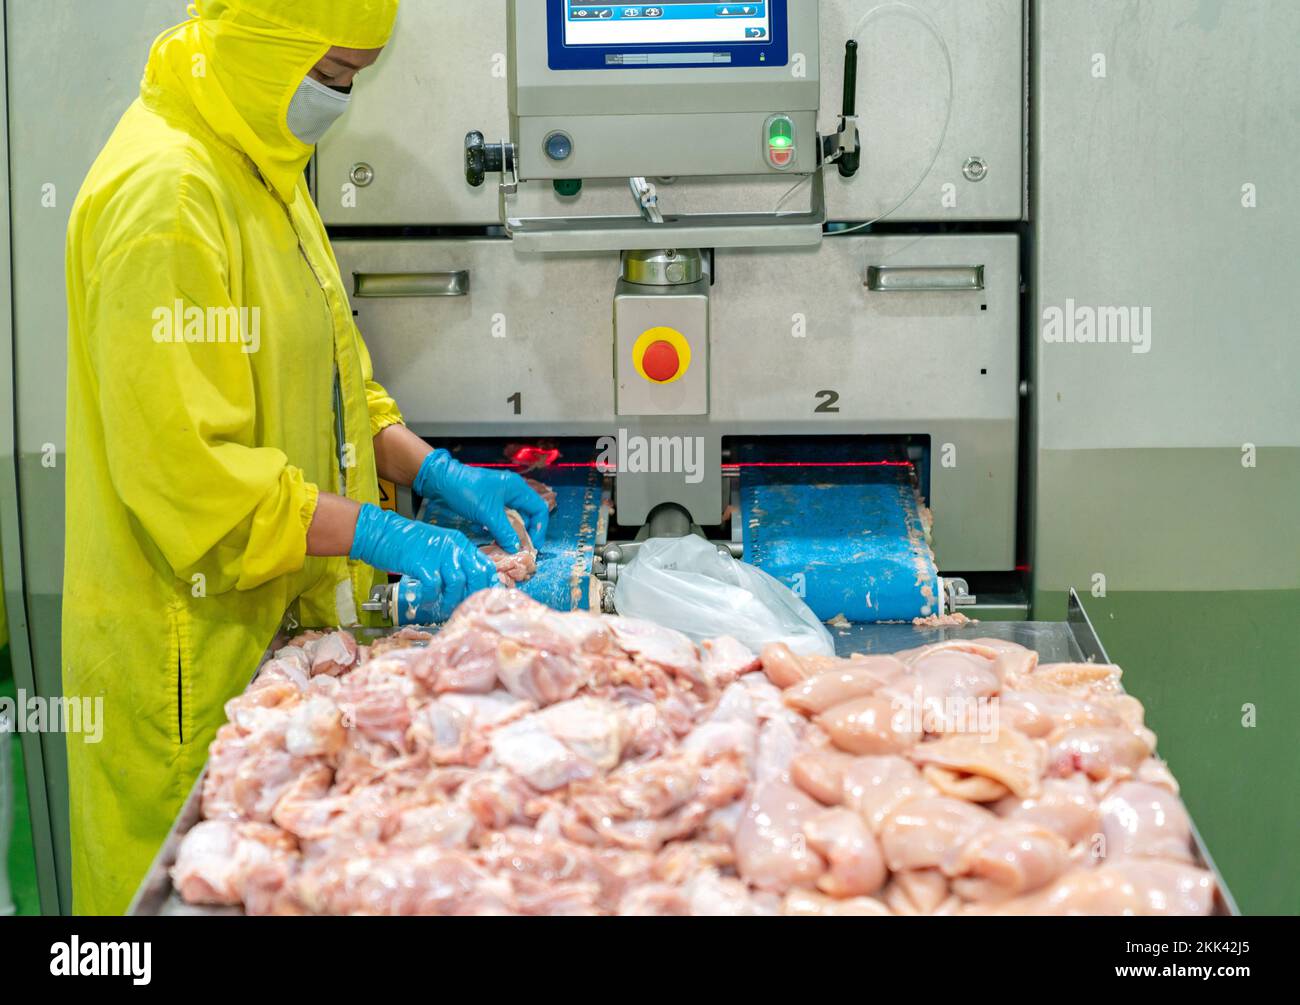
[
  {"xmin": 632, "ymin": 326, "xmax": 692, "ymax": 385},
  {"xmin": 642, "ymin": 340, "xmax": 680, "ymax": 382}
]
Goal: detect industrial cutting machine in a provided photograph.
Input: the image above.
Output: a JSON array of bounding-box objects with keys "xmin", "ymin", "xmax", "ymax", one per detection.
[{"xmin": 340, "ymin": 0, "xmax": 1014, "ymax": 626}]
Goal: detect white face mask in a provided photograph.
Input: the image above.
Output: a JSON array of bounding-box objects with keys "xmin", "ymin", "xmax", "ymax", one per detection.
[{"xmin": 286, "ymin": 74, "xmax": 351, "ymax": 146}]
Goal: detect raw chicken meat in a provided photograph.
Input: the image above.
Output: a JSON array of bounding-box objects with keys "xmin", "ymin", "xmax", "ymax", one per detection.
[
  {"xmin": 883, "ymin": 868, "xmax": 953, "ymax": 915},
  {"xmin": 791, "ymin": 750, "xmax": 939, "ymax": 834},
  {"xmin": 481, "ymin": 510, "xmax": 538, "ymax": 586},
  {"xmin": 974, "ymin": 861, "xmax": 1215, "ymax": 917},
  {"xmin": 472, "ymin": 478, "xmax": 555, "ymax": 588},
  {"xmin": 1046, "ymin": 726, "xmax": 1152, "ymax": 781},
  {"xmin": 172, "ymin": 604, "xmax": 1216, "ymax": 916},
  {"xmin": 782, "ymin": 656, "xmax": 907, "ymax": 715},
  {"xmin": 170, "ymin": 820, "xmax": 297, "ymax": 907},
  {"xmin": 784, "ymin": 888, "xmax": 892, "ymax": 916},
  {"xmin": 844, "ymin": 758, "xmax": 938, "ymax": 832},
  {"xmin": 491, "ymin": 714, "xmax": 600, "ymax": 792},
  {"xmin": 1098, "ymin": 782, "xmax": 1194, "ymax": 863},
  {"xmin": 996, "ymin": 688, "xmax": 1126, "ymax": 738},
  {"xmin": 908, "ymin": 729, "xmax": 1044, "ymax": 800},
  {"xmin": 879, "ymin": 796, "xmax": 996, "ymax": 872},
  {"xmin": 817, "ymin": 695, "xmax": 921, "ymax": 755},
  {"xmin": 759, "ymin": 642, "xmax": 838, "ymax": 688},
  {"xmin": 802, "ymin": 807, "xmax": 887, "ymax": 897},
  {"xmin": 310, "ymin": 630, "xmax": 360, "ymax": 677},
  {"xmin": 493, "ymin": 696, "xmax": 630, "ymax": 791},
  {"xmin": 994, "ymin": 775, "xmax": 1100, "ymax": 845},
  {"xmin": 699, "ymin": 636, "xmax": 761, "ymax": 688},
  {"xmin": 941, "ymin": 821, "xmax": 1070, "ymax": 902},
  {"xmin": 734, "ymin": 780, "xmax": 827, "ymax": 892}
]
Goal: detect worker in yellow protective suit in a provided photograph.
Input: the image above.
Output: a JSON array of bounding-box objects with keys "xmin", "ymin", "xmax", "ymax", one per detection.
[{"xmin": 62, "ymin": 0, "xmax": 549, "ymax": 914}]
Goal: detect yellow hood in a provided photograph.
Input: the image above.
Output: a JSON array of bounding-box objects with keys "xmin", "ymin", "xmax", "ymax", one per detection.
[{"xmin": 145, "ymin": 0, "xmax": 399, "ymax": 201}]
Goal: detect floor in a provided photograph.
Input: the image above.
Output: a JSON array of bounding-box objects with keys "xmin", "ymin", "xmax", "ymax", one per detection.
[{"xmin": 2, "ymin": 647, "xmax": 40, "ymax": 915}]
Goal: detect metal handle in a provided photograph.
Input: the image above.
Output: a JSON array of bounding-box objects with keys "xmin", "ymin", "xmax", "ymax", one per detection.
[
  {"xmin": 865, "ymin": 265, "xmax": 985, "ymax": 292},
  {"xmin": 352, "ymin": 271, "xmax": 470, "ymax": 299}
]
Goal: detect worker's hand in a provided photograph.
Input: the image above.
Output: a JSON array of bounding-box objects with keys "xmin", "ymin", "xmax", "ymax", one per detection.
[
  {"xmin": 349, "ymin": 504, "xmax": 498, "ymax": 621},
  {"xmin": 414, "ymin": 449, "xmax": 550, "ymax": 552}
]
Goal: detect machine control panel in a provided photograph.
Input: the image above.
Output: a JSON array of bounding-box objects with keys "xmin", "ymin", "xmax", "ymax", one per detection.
[{"xmin": 510, "ymin": 0, "xmax": 818, "ymax": 181}]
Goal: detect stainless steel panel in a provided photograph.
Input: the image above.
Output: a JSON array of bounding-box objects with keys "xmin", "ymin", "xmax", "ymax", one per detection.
[
  {"xmin": 712, "ymin": 235, "xmax": 1020, "ymax": 426},
  {"xmin": 1032, "ymin": 0, "xmax": 1300, "ymax": 592},
  {"xmin": 335, "ymin": 233, "xmax": 1020, "ymax": 570},
  {"xmin": 821, "ymin": 0, "xmax": 1024, "ymax": 222},
  {"xmin": 319, "ymin": 1, "xmax": 1023, "ymax": 227},
  {"xmin": 1034, "ymin": 0, "xmax": 1300, "ymax": 454},
  {"xmin": 614, "ymin": 285, "xmax": 710, "ymax": 417},
  {"xmin": 337, "ymin": 238, "xmax": 620, "ymax": 431},
  {"xmin": 316, "ymin": 1, "xmax": 510, "ymax": 226}
]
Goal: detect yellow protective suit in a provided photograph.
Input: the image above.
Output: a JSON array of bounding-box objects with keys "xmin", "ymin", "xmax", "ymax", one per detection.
[{"xmin": 63, "ymin": 0, "xmax": 401, "ymax": 914}]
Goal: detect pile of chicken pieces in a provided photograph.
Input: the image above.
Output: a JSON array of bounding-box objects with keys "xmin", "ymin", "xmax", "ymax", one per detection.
[{"xmin": 172, "ymin": 589, "xmax": 1216, "ymax": 916}]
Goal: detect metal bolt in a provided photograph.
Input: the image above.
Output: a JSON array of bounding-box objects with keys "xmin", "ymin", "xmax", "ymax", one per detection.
[
  {"xmin": 350, "ymin": 163, "xmax": 375, "ymax": 187},
  {"xmin": 963, "ymin": 157, "xmax": 989, "ymax": 183}
]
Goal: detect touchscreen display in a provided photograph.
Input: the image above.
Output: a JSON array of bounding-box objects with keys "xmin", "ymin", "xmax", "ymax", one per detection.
[{"xmin": 564, "ymin": 3, "xmax": 772, "ymax": 47}]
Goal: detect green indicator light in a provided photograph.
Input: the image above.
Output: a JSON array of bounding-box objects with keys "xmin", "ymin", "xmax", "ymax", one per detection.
[{"xmin": 770, "ymin": 136, "xmax": 792, "ymax": 149}]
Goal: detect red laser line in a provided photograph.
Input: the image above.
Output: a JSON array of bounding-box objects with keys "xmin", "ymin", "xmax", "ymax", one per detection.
[
  {"xmin": 472, "ymin": 460, "xmax": 916, "ymax": 470},
  {"xmin": 729, "ymin": 461, "xmax": 915, "ymax": 469}
]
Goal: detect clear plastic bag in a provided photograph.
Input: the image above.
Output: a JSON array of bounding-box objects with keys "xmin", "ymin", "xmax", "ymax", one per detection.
[{"xmin": 613, "ymin": 535, "xmax": 835, "ymax": 657}]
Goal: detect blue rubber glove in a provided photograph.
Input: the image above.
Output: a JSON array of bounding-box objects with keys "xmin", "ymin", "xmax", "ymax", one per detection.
[
  {"xmin": 350, "ymin": 504, "xmax": 498, "ymax": 623},
  {"xmin": 414, "ymin": 450, "xmax": 550, "ymax": 553}
]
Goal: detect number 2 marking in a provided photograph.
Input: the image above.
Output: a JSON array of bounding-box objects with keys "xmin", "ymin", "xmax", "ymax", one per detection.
[{"xmin": 815, "ymin": 390, "xmax": 841, "ymax": 414}]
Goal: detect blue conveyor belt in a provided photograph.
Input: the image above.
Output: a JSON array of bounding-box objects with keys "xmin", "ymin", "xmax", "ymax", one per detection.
[
  {"xmin": 738, "ymin": 446, "xmax": 941, "ymax": 623},
  {"xmin": 417, "ymin": 464, "xmax": 605, "ymax": 612}
]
